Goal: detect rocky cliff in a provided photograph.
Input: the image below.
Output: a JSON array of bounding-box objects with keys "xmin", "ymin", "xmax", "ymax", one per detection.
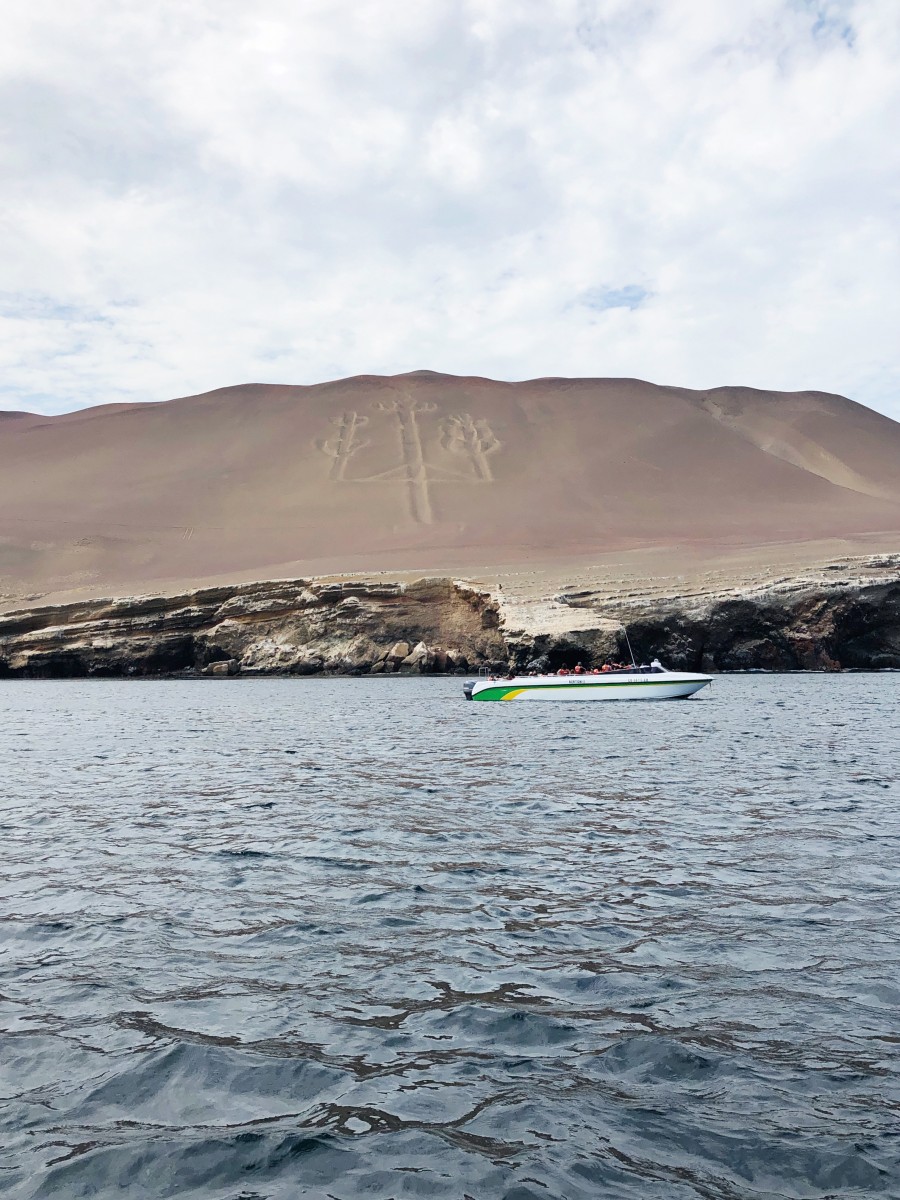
[
  {"xmin": 0, "ymin": 577, "xmax": 505, "ymax": 679},
  {"xmin": 1, "ymin": 561, "xmax": 898, "ymax": 678},
  {"xmin": 508, "ymin": 574, "xmax": 900, "ymax": 673}
]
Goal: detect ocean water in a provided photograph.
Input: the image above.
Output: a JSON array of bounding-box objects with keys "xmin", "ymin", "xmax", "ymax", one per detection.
[{"xmin": 1, "ymin": 675, "xmax": 899, "ymax": 1200}]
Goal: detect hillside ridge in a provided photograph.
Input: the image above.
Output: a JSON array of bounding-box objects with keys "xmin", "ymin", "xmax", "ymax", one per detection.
[{"xmin": 1, "ymin": 372, "xmax": 898, "ymax": 606}]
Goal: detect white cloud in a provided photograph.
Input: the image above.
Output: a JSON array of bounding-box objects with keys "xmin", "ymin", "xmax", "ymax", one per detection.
[{"xmin": 0, "ymin": 0, "xmax": 898, "ymax": 417}]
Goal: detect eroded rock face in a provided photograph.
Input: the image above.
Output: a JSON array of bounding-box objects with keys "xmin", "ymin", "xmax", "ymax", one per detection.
[
  {"xmin": 614, "ymin": 585, "xmax": 900, "ymax": 672},
  {"xmin": 498, "ymin": 569, "xmax": 900, "ymax": 674},
  {"xmin": 0, "ymin": 573, "xmax": 898, "ymax": 678},
  {"xmin": 0, "ymin": 578, "xmax": 507, "ymax": 679}
]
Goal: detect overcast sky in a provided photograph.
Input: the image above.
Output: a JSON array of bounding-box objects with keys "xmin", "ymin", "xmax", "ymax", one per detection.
[{"xmin": 2, "ymin": 0, "xmax": 899, "ymax": 418}]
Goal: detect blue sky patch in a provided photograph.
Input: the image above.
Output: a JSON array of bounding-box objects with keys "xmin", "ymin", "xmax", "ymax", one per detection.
[
  {"xmin": 580, "ymin": 285, "xmax": 650, "ymax": 312},
  {"xmin": 794, "ymin": 0, "xmax": 856, "ymax": 47}
]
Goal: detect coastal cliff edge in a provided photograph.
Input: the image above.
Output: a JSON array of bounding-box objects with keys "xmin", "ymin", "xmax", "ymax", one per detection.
[{"xmin": 2, "ymin": 559, "xmax": 898, "ymax": 678}]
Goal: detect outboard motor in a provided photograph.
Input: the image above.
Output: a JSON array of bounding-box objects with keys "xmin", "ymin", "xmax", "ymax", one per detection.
[{"xmin": 463, "ymin": 680, "xmax": 475, "ymax": 701}]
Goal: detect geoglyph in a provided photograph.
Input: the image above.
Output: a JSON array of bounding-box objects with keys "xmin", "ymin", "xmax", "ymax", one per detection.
[{"xmin": 317, "ymin": 392, "xmax": 500, "ymax": 524}]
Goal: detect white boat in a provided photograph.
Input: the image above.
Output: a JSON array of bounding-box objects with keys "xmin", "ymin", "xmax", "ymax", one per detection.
[{"xmin": 463, "ymin": 661, "xmax": 711, "ymax": 702}]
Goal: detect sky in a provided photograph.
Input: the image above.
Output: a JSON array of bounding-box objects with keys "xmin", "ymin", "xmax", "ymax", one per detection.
[{"xmin": 1, "ymin": 0, "xmax": 899, "ymax": 419}]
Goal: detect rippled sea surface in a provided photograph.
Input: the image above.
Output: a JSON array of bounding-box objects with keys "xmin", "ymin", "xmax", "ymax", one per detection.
[{"xmin": 2, "ymin": 676, "xmax": 900, "ymax": 1199}]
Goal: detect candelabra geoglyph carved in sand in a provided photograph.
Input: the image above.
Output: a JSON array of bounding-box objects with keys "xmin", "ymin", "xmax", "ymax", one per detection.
[{"xmin": 317, "ymin": 392, "xmax": 500, "ymax": 524}]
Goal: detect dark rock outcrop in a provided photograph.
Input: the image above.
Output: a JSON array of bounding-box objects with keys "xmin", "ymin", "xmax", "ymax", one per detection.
[
  {"xmin": 508, "ymin": 575, "xmax": 900, "ymax": 673},
  {"xmin": 0, "ymin": 577, "xmax": 506, "ymax": 679},
  {"xmin": 620, "ymin": 584, "xmax": 900, "ymax": 672},
  {"xmin": 0, "ymin": 571, "xmax": 898, "ymax": 678}
]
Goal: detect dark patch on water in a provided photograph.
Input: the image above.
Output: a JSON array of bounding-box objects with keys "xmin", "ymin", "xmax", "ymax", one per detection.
[{"xmin": 1, "ymin": 675, "xmax": 899, "ymax": 1197}]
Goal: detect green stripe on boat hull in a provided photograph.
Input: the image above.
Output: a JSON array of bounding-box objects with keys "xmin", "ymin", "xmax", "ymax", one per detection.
[{"xmin": 470, "ymin": 675, "xmax": 711, "ymax": 701}]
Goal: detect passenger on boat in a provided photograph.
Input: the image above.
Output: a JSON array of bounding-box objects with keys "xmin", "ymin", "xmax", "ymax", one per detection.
[{"xmin": 574, "ymin": 663, "xmax": 585, "ymax": 674}]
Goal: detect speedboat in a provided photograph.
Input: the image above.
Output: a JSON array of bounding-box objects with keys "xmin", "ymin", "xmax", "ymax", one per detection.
[{"xmin": 463, "ymin": 661, "xmax": 711, "ymax": 702}]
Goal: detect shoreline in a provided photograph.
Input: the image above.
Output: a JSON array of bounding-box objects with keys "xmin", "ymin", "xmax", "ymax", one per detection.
[{"xmin": 2, "ymin": 561, "xmax": 899, "ymax": 679}]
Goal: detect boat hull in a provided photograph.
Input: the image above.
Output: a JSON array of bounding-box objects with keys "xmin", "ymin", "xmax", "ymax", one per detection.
[{"xmin": 467, "ymin": 673, "xmax": 711, "ymax": 701}]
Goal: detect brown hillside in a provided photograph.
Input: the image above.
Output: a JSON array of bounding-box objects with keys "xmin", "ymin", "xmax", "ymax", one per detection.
[{"xmin": 1, "ymin": 371, "xmax": 899, "ymax": 603}]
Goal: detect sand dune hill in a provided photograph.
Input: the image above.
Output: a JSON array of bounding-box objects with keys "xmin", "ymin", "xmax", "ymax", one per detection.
[{"xmin": 1, "ymin": 371, "xmax": 899, "ymax": 604}]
